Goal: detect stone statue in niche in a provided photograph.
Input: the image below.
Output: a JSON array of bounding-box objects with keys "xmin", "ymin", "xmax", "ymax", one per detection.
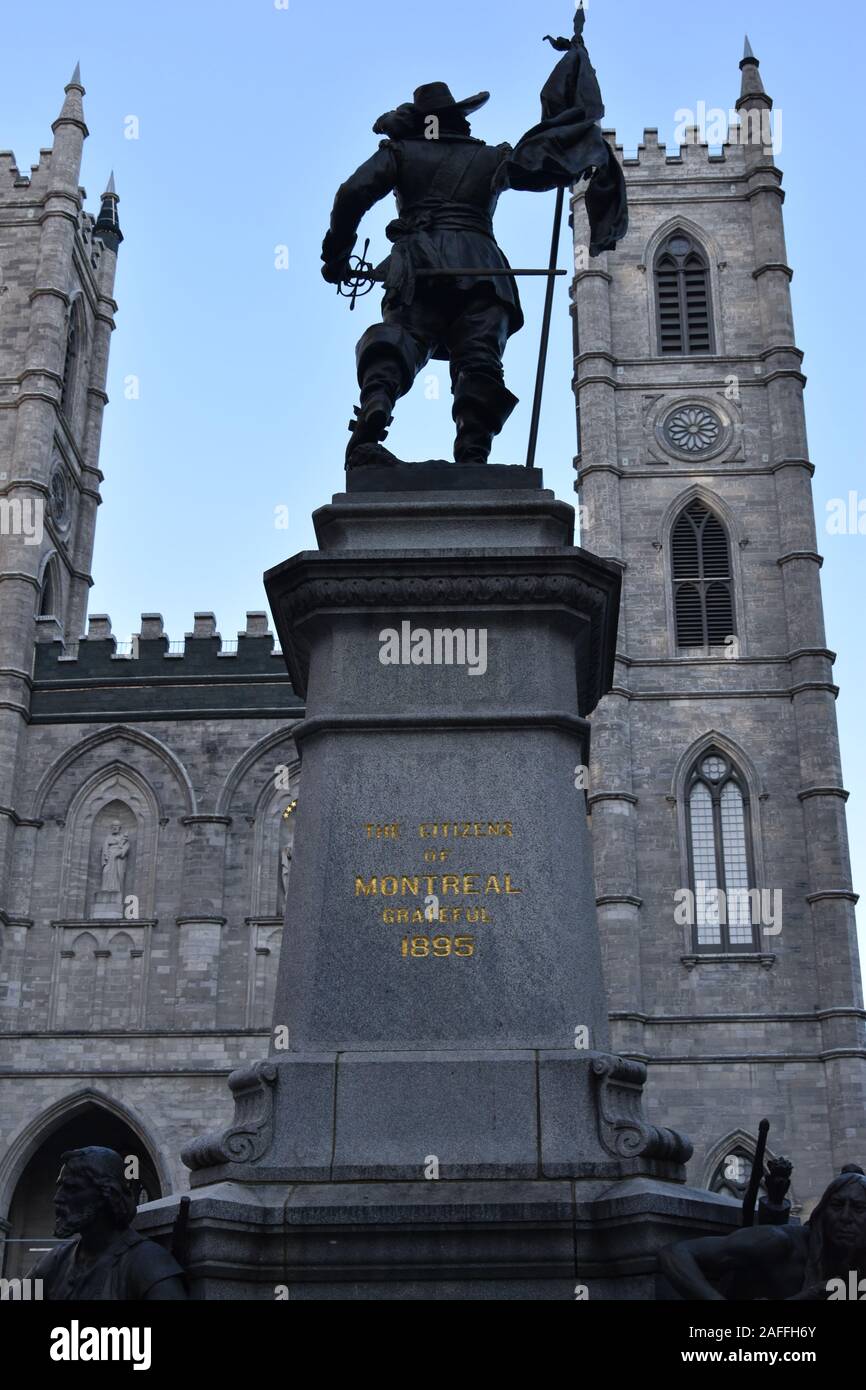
[
  {"xmin": 278, "ymin": 799, "xmax": 298, "ymax": 907},
  {"xmin": 101, "ymin": 822, "xmax": 130, "ymax": 893},
  {"xmin": 91, "ymin": 819, "xmax": 132, "ymax": 920},
  {"xmin": 280, "ymin": 842, "xmax": 292, "ymax": 901}
]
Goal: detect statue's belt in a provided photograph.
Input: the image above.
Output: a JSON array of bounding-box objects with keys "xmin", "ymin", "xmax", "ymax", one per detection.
[
  {"xmin": 383, "ymin": 206, "xmax": 499, "ymax": 301},
  {"xmin": 385, "ymin": 206, "xmax": 494, "ymax": 241}
]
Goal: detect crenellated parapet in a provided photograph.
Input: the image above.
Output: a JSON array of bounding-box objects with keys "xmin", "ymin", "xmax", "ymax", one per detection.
[{"xmin": 31, "ymin": 611, "xmax": 303, "ymax": 722}]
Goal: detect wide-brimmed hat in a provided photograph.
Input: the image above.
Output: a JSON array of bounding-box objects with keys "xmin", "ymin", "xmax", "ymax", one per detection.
[{"xmin": 411, "ymin": 82, "xmax": 489, "ymax": 116}]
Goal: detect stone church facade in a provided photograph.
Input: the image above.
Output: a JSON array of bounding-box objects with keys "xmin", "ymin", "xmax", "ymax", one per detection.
[
  {"xmin": 1, "ymin": 47, "xmax": 863, "ymax": 1276},
  {"xmin": 572, "ymin": 44, "xmax": 865, "ymax": 1213}
]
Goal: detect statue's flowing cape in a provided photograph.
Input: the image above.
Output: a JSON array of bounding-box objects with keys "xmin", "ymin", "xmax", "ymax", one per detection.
[{"xmin": 494, "ymin": 23, "xmax": 628, "ymax": 256}]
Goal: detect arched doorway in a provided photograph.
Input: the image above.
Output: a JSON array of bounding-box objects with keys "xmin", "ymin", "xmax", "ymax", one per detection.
[{"xmin": 2, "ymin": 1106, "xmax": 162, "ymax": 1280}]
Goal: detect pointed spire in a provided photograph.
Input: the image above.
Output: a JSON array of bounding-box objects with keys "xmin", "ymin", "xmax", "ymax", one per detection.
[
  {"xmin": 95, "ymin": 170, "xmax": 123, "ymax": 251},
  {"xmin": 737, "ymin": 34, "xmax": 770, "ymax": 109},
  {"xmin": 53, "ymin": 61, "xmax": 87, "ymax": 136}
]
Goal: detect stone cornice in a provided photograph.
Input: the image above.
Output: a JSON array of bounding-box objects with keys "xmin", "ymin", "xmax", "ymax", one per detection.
[
  {"xmin": 294, "ymin": 711, "xmax": 592, "ymax": 749},
  {"xmin": 608, "ymin": 686, "xmax": 839, "ymax": 702},
  {"xmin": 573, "ymin": 268, "xmax": 612, "ymax": 286},
  {"xmin": 752, "ymin": 262, "xmax": 793, "ymax": 281},
  {"xmin": 51, "ymin": 918, "xmax": 158, "ymax": 929},
  {"xmin": 28, "ymin": 285, "xmax": 71, "ymax": 308},
  {"xmin": 266, "ymin": 554, "xmax": 622, "ymax": 717},
  {"xmin": 798, "ymin": 786, "xmax": 849, "ymax": 803},
  {"xmin": 790, "ymin": 681, "xmax": 839, "ymax": 698},
  {"xmin": 610, "ymin": 1007, "xmax": 859, "ymax": 1026},
  {"xmin": 0, "ymin": 912, "xmax": 33, "ymax": 928},
  {"xmin": 681, "ymin": 953, "xmax": 775, "ymax": 969},
  {"xmin": 777, "ymin": 551, "xmax": 823, "ymax": 567},
  {"xmin": 770, "ymin": 458, "xmax": 815, "ymax": 476},
  {"xmin": 805, "ymin": 890, "xmax": 859, "ymax": 906},
  {"xmin": 614, "ymin": 1049, "xmax": 866, "ymax": 1066},
  {"xmin": 763, "ymin": 368, "xmax": 807, "ymax": 388}
]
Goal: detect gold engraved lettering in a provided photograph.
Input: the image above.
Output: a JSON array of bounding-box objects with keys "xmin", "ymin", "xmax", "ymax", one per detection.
[{"xmin": 414, "ymin": 821, "xmax": 515, "ymax": 838}]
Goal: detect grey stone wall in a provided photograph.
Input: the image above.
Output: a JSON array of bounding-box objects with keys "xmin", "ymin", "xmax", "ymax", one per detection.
[
  {"xmin": 571, "ymin": 59, "xmax": 866, "ymax": 1210},
  {"xmin": 0, "ymin": 616, "xmax": 302, "ymax": 1223}
]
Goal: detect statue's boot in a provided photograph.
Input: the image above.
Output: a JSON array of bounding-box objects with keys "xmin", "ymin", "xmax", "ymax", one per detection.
[
  {"xmin": 347, "ymin": 328, "xmax": 423, "ymax": 468},
  {"xmin": 452, "ymin": 372, "xmax": 518, "ymax": 466},
  {"xmin": 346, "ymin": 391, "xmax": 395, "ymax": 463}
]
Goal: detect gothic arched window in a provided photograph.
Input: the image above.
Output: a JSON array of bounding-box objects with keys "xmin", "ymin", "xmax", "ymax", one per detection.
[
  {"xmin": 60, "ymin": 299, "xmax": 84, "ymax": 422},
  {"xmin": 655, "ymin": 232, "xmax": 713, "ymax": 355},
  {"xmin": 686, "ymin": 749, "xmax": 756, "ymax": 951},
  {"xmin": 39, "ymin": 559, "xmax": 58, "ymax": 618},
  {"xmin": 708, "ymin": 1147, "xmax": 753, "ymax": 1202},
  {"xmin": 672, "ymin": 499, "xmax": 735, "ymax": 649}
]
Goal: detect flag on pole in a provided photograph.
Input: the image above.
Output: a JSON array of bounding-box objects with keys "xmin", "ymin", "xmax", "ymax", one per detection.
[{"xmin": 494, "ymin": 8, "xmax": 628, "ymax": 256}]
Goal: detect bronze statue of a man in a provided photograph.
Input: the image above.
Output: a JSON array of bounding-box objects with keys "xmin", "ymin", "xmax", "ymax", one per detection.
[
  {"xmin": 28, "ymin": 1147, "xmax": 187, "ymax": 1301},
  {"xmin": 660, "ymin": 1167, "xmax": 866, "ymax": 1300},
  {"xmin": 321, "ymin": 9, "xmax": 627, "ymax": 468}
]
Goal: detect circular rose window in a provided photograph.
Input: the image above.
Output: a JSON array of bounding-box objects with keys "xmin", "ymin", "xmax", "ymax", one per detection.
[
  {"xmin": 49, "ymin": 466, "xmax": 69, "ymax": 526},
  {"xmin": 663, "ymin": 405, "xmax": 722, "ymax": 454}
]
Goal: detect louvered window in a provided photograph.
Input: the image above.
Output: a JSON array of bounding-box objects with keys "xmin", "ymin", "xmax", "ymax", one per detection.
[
  {"xmin": 655, "ymin": 232, "xmax": 713, "ymax": 355},
  {"xmin": 672, "ymin": 500, "xmax": 734, "ymax": 649},
  {"xmin": 686, "ymin": 751, "xmax": 757, "ymax": 952}
]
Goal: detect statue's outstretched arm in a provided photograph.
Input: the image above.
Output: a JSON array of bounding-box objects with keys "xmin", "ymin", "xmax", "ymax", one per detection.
[
  {"xmin": 321, "ymin": 145, "xmax": 398, "ymax": 284},
  {"xmin": 659, "ymin": 1224, "xmax": 787, "ymax": 1301},
  {"xmin": 659, "ymin": 1234, "xmax": 732, "ymax": 1301}
]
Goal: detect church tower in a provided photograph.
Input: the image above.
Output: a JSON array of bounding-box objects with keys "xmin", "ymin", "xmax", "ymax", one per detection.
[
  {"xmin": 0, "ymin": 67, "xmax": 122, "ymax": 883},
  {"xmin": 571, "ymin": 39, "xmax": 865, "ymax": 1206}
]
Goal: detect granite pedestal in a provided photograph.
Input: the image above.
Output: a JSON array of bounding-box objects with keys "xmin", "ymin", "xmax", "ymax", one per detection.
[{"xmin": 137, "ymin": 464, "xmax": 741, "ymax": 1297}]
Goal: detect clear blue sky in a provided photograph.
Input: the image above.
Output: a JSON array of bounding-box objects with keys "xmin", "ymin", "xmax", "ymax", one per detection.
[{"xmin": 2, "ymin": 1, "xmax": 863, "ymax": 954}]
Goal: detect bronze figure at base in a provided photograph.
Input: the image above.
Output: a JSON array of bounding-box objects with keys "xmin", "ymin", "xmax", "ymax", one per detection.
[
  {"xmin": 661, "ymin": 1166, "xmax": 866, "ymax": 1301},
  {"xmin": 28, "ymin": 1147, "xmax": 187, "ymax": 1301}
]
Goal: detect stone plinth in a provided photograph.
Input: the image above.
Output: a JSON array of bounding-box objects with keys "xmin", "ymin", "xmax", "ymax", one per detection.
[{"xmin": 138, "ymin": 465, "xmax": 741, "ymax": 1297}]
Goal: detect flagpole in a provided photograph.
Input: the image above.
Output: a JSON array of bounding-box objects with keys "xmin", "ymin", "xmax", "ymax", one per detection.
[{"xmin": 525, "ymin": 184, "xmax": 565, "ymax": 470}]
